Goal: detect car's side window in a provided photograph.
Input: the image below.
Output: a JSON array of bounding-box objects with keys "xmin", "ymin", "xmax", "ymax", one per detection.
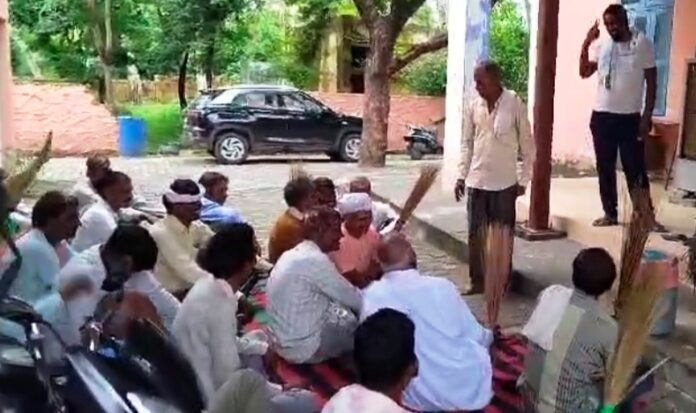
[
  {"xmin": 234, "ymin": 92, "xmax": 280, "ymax": 110},
  {"xmin": 280, "ymin": 93, "xmax": 309, "ymax": 113}
]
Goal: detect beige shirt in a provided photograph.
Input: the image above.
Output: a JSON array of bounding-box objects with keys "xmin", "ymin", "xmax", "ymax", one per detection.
[
  {"xmin": 459, "ymin": 89, "xmax": 535, "ymax": 191},
  {"xmin": 149, "ymin": 215, "xmax": 213, "ymax": 293}
]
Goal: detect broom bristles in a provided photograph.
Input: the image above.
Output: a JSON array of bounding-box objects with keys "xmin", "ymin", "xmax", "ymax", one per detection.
[
  {"xmin": 615, "ymin": 187, "xmax": 653, "ymax": 317},
  {"xmin": 604, "ymin": 261, "xmax": 663, "ymax": 407},
  {"xmin": 289, "ymin": 163, "xmax": 309, "ymax": 181},
  {"xmin": 397, "ymin": 165, "xmax": 440, "ymax": 224},
  {"xmin": 482, "ymin": 223, "xmax": 513, "ymax": 328}
]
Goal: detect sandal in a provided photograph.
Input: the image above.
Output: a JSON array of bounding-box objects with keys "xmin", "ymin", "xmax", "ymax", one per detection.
[{"xmin": 592, "ymin": 216, "xmax": 619, "ymax": 227}]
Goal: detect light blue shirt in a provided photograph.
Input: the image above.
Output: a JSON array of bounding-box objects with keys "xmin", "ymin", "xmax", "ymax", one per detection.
[
  {"xmin": 200, "ymin": 197, "xmax": 245, "ymax": 227},
  {"xmin": 361, "ymin": 269, "xmax": 494, "ymax": 411},
  {"xmin": 6, "ymin": 229, "xmax": 74, "ymax": 305}
]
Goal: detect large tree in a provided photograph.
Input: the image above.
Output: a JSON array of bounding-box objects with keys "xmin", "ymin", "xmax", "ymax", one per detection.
[{"xmin": 353, "ymin": 0, "xmax": 447, "ymax": 166}]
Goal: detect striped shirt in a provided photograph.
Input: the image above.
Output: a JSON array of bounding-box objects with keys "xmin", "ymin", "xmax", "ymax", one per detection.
[
  {"xmin": 521, "ymin": 290, "xmax": 617, "ymax": 413},
  {"xmin": 267, "ymin": 240, "xmax": 362, "ymax": 363}
]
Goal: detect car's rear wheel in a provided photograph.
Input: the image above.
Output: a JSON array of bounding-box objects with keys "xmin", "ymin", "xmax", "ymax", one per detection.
[
  {"xmin": 214, "ymin": 133, "xmax": 249, "ymax": 165},
  {"xmin": 339, "ymin": 133, "xmax": 361, "ymax": 162},
  {"xmin": 409, "ymin": 142, "xmax": 426, "ymax": 160}
]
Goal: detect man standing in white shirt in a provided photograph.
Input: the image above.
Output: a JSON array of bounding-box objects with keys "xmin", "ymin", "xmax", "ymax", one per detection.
[
  {"xmin": 454, "ymin": 60, "xmax": 535, "ymax": 295},
  {"xmin": 580, "ymin": 4, "xmax": 657, "ymax": 227}
]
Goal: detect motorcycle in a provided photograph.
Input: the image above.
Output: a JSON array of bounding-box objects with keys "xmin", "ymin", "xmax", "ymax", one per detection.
[
  {"xmin": 403, "ymin": 124, "xmax": 441, "ymax": 160},
  {"xmin": 0, "ymin": 230, "xmax": 205, "ymax": 413}
]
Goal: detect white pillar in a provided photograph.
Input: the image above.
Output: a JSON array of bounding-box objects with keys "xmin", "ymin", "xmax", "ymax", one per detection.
[
  {"xmin": 526, "ymin": 0, "xmax": 539, "ymax": 123},
  {"xmin": 442, "ymin": 0, "xmax": 492, "ymax": 190},
  {"xmin": 0, "ymin": 0, "xmax": 13, "ymax": 167}
]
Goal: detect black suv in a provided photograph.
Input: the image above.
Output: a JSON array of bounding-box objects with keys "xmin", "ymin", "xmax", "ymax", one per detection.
[{"xmin": 184, "ymin": 85, "xmax": 363, "ymax": 164}]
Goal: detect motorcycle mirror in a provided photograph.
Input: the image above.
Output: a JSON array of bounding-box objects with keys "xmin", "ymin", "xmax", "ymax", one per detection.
[{"xmin": 0, "ymin": 296, "xmax": 41, "ymax": 325}]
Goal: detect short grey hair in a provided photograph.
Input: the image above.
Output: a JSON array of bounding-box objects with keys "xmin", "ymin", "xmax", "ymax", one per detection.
[{"xmin": 475, "ymin": 59, "xmax": 503, "ymax": 78}]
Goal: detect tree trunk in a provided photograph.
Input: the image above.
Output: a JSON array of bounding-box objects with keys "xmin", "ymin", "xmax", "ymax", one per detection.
[
  {"xmin": 204, "ymin": 41, "xmax": 215, "ymax": 90},
  {"xmin": 360, "ymin": 24, "xmax": 394, "ymax": 167},
  {"xmin": 178, "ymin": 51, "xmax": 189, "ymax": 110},
  {"xmin": 102, "ymin": 63, "xmax": 113, "ymax": 105},
  {"xmin": 102, "ymin": 0, "xmax": 113, "ymax": 105}
]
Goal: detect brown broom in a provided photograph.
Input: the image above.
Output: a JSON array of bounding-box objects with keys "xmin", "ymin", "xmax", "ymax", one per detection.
[
  {"xmin": 289, "ymin": 163, "xmax": 310, "ymax": 181},
  {"xmin": 615, "ymin": 187, "xmax": 653, "ymax": 317},
  {"xmin": 483, "ymin": 223, "xmax": 514, "ymax": 328},
  {"xmin": 397, "ymin": 164, "xmax": 440, "ymax": 225},
  {"xmin": 601, "ymin": 261, "xmax": 664, "ymax": 413}
]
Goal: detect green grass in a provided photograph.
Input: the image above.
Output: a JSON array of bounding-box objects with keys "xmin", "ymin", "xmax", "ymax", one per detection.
[{"xmin": 121, "ymin": 103, "xmax": 183, "ymax": 152}]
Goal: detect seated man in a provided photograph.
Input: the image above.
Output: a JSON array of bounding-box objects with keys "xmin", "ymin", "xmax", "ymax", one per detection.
[
  {"xmin": 198, "ymin": 171, "xmax": 246, "ymax": 229},
  {"xmin": 7, "ymin": 191, "xmax": 79, "ymax": 305},
  {"xmin": 362, "ymin": 232, "xmax": 493, "ymax": 412},
  {"xmin": 323, "ymin": 308, "xmax": 417, "ymax": 413},
  {"xmin": 313, "ymin": 177, "xmax": 337, "ymax": 209},
  {"xmin": 267, "ymin": 207, "xmax": 362, "ymax": 364},
  {"xmin": 268, "ymin": 176, "xmax": 315, "ymax": 264},
  {"xmin": 521, "ymin": 248, "xmax": 620, "ymax": 413},
  {"xmin": 71, "ymin": 170, "xmax": 133, "ymax": 252},
  {"xmin": 149, "ymin": 179, "xmax": 213, "ymax": 300},
  {"xmin": 329, "ymin": 193, "xmax": 381, "ymax": 288},
  {"xmin": 71, "ymin": 154, "xmax": 111, "ymax": 213},
  {"xmin": 173, "ymin": 223, "xmax": 317, "ymax": 412},
  {"xmin": 349, "ymin": 176, "xmax": 402, "ymax": 234},
  {"xmin": 71, "ymin": 155, "xmax": 154, "ymax": 220},
  {"xmin": 39, "ymin": 225, "xmax": 177, "ymax": 345}
]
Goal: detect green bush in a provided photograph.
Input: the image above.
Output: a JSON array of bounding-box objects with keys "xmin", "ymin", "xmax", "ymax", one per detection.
[
  {"xmin": 121, "ymin": 103, "xmax": 183, "ymax": 152},
  {"xmin": 400, "ymin": 0, "xmax": 529, "ymax": 99},
  {"xmin": 401, "ymin": 51, "xmax": 448, "ymax": 96}
]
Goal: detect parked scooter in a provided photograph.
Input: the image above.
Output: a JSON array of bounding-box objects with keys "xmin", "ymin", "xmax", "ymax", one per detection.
[{"xmin": 404, "ymin": 124, "xmax": 441, "ymax": 160}]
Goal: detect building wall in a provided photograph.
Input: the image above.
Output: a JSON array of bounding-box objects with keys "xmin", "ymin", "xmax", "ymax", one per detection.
[
  {"xmin": 549, "ymin": 0, "xmax": 696, "ymax": 166},
  {"xmin": 12, "ymin": 83, "xmax": 118, "ymax": 155},
  {"xmin": 665, "ymin": 0, "xmax": 696, "ymax": 121}
]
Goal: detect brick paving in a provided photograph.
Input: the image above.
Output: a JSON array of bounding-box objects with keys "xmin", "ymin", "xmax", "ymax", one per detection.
[{"xmin": 31, "ymin": 154, "xmax": 534, "ymax": 329}]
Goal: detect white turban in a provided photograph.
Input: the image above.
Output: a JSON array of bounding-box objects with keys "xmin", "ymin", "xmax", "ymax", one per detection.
[{"xmin": 337, "ymin": 193, "xmax": 372, "ymax": 217}]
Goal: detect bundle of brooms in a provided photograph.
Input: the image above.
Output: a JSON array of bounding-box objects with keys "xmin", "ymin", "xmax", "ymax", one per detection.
[
  {"xmin": 602, "ymin": 261, "xmax": 664, "ymax": 413},
  {"xmin": 615, "ymin": 187, "xmax": 654, "ymax": 317},
  {"xmin": 482, "ymin": 223, "xmax": 514, "ymax": 328},
  {"xmin": 396, "ymin": 164, "xmax": 440, "ymax": 225}
]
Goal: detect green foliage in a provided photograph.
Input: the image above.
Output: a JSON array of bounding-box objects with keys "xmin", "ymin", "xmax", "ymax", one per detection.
[
  {"xmin": 400, "ymin": 51, "xmax": 447, "ymax": 96},
  {"xmin": 400, "ymin": 0, "xmax": 529, "ymax": 98},
  {"xmin": 122, "ymin": 103, "xmax": 183, "ymax": 151},
  {"xmin": 490, "ymin": 0, "xmax": 529, "ymax": 99}
]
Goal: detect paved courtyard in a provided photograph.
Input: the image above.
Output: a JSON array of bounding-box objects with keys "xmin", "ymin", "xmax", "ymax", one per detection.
[{"xmin": 30, "ymin": 154, "xmax": 534, "ymax": 329}]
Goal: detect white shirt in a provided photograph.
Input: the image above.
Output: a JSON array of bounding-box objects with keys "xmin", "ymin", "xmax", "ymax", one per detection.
[
  {"xmin": 71, "ymin": 197, "xmax": 119, "ymax": 252},
  {"xmin": 267, "ymin": 240, "xmax": 362, "ymax": 363},
  {"xmin": 592, "ymin": 32, "xmax": 655, "ymax": 114},
  {"xmin": 172, "ymin": 277, "xmax": 269, "ymax": 404},
  {"xmin": 149, "ymin": 215, "xmax": 213, "ymax": 293},
  {"xmin": 362, "ymin": 269, "xmax": 493, "ymax": 411},
  {"xmin": 459, "ymin": 89, "xmax": 535, "ymax": 191},
  {"xmin": 57, "ymin": 245, "xmax": 181, "ymax": 331},
  {"xmin": 322, "ymin": 384, "xmax": 408, "ymax": 413}
]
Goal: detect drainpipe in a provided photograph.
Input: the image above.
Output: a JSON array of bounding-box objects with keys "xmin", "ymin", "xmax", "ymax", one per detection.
[{"xmin": 0, "ymin": 0, "xmax": 14, "ymax": 167}]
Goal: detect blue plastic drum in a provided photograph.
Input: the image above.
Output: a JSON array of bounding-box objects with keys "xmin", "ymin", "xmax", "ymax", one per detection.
[
  {"xmin": 118, "ymin": 116, "xmax": 147, "ymax": 157},
  {"xmin": 642, "ymin": 249, "xmax": 679, "ymax": 337}
]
